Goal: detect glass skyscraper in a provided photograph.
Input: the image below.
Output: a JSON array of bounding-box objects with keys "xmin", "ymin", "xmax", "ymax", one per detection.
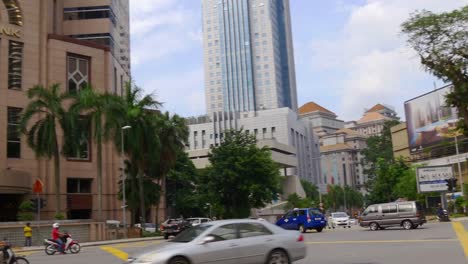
[{"xmin": 202, "ymin": 0, "xmax": 298, "ymax": 114}]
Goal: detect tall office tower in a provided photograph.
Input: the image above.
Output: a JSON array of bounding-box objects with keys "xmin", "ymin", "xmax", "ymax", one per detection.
[{"xmin": 202, "ymin": 0, "xmax": 298, "ymax": 115}]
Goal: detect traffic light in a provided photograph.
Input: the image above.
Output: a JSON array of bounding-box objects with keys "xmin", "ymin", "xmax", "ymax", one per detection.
[
  {"xmin": 39, "ymin": 198, "xmax": 47, "ymax": 209},
  {"xmin": 29, "ymin": 198, "xmax": 46, "ymax": 211},
  {"xmin": 30, "ymin": 198, "xmax": 39, "ymax": 211},
  {"xmin": 445, "ymin": 178, "xmax": 458, "ymax": 192}
]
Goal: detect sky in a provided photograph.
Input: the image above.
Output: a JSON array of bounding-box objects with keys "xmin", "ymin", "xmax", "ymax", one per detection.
[{"xmin": 129, "ymin": 0, "xmax": 467, "ymax": 121}]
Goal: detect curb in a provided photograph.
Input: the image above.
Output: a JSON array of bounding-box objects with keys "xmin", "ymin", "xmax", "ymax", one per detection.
[{"xmin": 14, "ymin": 236, "xmax": 164, "ymax": 253}]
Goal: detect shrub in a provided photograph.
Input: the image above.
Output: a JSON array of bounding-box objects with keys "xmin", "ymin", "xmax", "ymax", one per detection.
[{"xmin": 54, "ymin": 213, "xmax": 66, "ymax": 220}]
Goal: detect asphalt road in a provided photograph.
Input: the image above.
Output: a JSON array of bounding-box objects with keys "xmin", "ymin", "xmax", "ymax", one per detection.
[{"xmin": 20, "ymin": 222, "xmax": 467, "ymax": 264}]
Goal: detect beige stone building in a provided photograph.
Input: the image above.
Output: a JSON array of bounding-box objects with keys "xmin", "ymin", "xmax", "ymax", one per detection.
[
  {"xmin": 345, "ymin": 104, "xmax": 399, "ymax": 137},
  {"xmin": 0, "ymin": 0, "xmax": 131, "ymax": 221}
]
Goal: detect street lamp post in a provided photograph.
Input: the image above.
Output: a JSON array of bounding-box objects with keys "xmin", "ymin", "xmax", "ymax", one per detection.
[{"xmin": 121, "ymin": 125, "xmax": 131, "ymax": 238}]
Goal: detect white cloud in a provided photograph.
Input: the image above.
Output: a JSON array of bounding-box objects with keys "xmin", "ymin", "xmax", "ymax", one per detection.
[
  {"xmin": 141, "ymin": 68, "xmax": 206, "ymax": 117},
  {"xmin": 129, "ymin": 0, "xmax": 201, "ymax": 66},
  {"xmin": 307, "ymin": 0, "xmax": 467, "ymax": 120}
]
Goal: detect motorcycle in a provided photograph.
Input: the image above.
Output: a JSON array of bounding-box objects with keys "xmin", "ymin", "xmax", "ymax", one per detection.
[
  {"xmin": 44, "ymin": 233, "xmax": 81, "ymax": 255},
  {"xmin": 437, "ymin": 209, "xmax": 450, "ymax": 222},
  {"xmin": 0, "ymin": 239, "xmax": 29, "ymax": 264}
]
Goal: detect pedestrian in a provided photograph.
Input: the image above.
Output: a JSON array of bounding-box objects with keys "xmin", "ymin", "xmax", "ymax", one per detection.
[{"xmin": 23, "ymin": 223, "xmax": 32, "ymax": 247}]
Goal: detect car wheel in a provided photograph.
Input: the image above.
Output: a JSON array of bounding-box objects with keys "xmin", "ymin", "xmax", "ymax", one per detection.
[
  {"xmin": 164, "ymin": 233, "xmax": 169, "ymax": 240},
  {"xmin": 402, "ymin": 220, "xmax": 413, "ymax": 230},
  {"xmin": 267, "ymin": 249, "xmax": 290, "ymax": 264},
  {"xmin": 299, "ymin": 225, "xmax": 306, "ymax": 233},
  {"xmin": 369, "ymin": 222, "xmax": 379, "ymax": 231},
  {"xmin": 169, "ymin": 256, "xmax": 190, "ymax": 264},
  {"xmin": 412, "ymin": 224, "xmax": 419, "ymax": 229},
  {"xmin": 316, "ymin": 227, "xmax": 323, "ymax": 232}
]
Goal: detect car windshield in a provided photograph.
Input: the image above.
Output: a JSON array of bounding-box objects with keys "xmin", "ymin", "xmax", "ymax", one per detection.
[
  {"xmin": 171, "ymin": 224, "xmax": 212, "ymax": 243},
  {"xmin": 187, "ymin": 219, "xmax": 198, "ymax": 223},
  {"xmin": 332, "ymin": 213, "xmax": 348, "ymax": 218}
]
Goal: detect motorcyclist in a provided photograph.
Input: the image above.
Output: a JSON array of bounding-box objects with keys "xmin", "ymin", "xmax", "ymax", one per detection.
[
  {"xmin": 51, "ymin": 223, "xmax": 65, "ymax": 253},
  {"xmin": 437, "ymin": 203, "xmax": 444, "ymax": 219}
]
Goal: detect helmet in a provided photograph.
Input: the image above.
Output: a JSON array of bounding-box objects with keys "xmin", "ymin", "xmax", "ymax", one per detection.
[{"xmin": 52, "ymin": 223, "xmax": 59, "ymax": 228}]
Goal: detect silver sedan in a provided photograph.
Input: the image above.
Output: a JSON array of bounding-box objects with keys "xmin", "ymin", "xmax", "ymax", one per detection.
[{"xmin": 127, "ymin": 219, "xmax": 306, "ymax": 264}]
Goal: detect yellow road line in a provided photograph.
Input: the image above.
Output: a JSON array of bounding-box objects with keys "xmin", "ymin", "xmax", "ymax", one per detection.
[
  {"xmin": 452, "ymin": 222, "xmax": 468, "ymax": 259},
  {"xmin": 306, "ymin": 239, "xmax": 457, "ymax": 244},
  {"xmin": 100, "ymin": 246, "xmax": 128, "ymax": 261}
]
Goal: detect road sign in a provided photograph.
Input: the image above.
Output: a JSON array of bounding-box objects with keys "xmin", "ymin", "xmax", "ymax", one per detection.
[
  {"xmin": 33, "ymin": 179, "xmax": 44, "ymax": 194},
  {"xmin": 416, "ymin": 165, "xmax": 453, "ymax": 193}
]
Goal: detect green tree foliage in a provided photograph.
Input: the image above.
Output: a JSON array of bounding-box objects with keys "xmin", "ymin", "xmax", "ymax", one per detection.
[
  {"xmin": 166, "ymin": 150, "xmax": 203, "ymax": 217},
  {"xmin": 20, "ymin": 84, "xmax": 75, "ymax": 215},
  {"xmin": 200, "ymin": 130, "xmax": 282, "ymax": 218},
  {"xmin": 393, "ymin": 166, "xmax": 419, "ymax": 201},
  {"xmin": 285, "ymin": 193, "xmax": 314, "ymax": 210},
  {"xmin": 361, "ymin": 120, "xmax": 401, "ymax": 190},
  {"xmin": 301, "ymin": 180, "xmax": 320, "ymax": 203},
  {"xmin": 402, "ymin": 6, "xmax": 468, "ymax": 136},
  {"xmin": 116, "ymin": 83, "xmax": 188, "ymax": 223},
  {"xmin": 119, "ymin": 159, "xmax": 161, "ymax": 224},
  {"xmin": 70, "ymin": 86, "xmax": 124, "ymax": 221},
  {"xmin": 323, "ymin": 185, "xmax": 364, "ymax": 211},
  {"xmin": 368, "ymin": 158, "xmax": 411, "ymax": 203},
  {"xmin": 17, "ymin": 200, "xmax": 34, "ymax": 221}
]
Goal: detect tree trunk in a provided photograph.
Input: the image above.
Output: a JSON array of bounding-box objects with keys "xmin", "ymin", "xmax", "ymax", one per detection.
[
  {"xmin": 97, "ymin": 136, "xmax": 103, "ymax": 221},
  {"xmin": 138, "ymin": 170, "xmax": 145, "ymax": 223},
  {"xmin": 53, "ymin": 147, "xmax": 61, "ymax": 215}
]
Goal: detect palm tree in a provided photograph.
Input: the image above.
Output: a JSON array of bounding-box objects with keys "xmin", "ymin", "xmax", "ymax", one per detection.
[
  {"xmin": 119, "ymin": 83, "xmax": 162, "ymax": 222},
  {"xmin": 69, "ymin": 86, "xmax": 124, "ymax": 221},
  {"xmin": 19, "ymin": 84, "xmax": 74, "ymax": 215},
  {"xmin": 152, "ymin": 112, "xmax": 188, "ymax": 222}
]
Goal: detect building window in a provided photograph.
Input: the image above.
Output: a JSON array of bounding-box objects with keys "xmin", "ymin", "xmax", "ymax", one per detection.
[
  {"xmin": 68, "ymin": 118, "xmax": 90, "ymax": 160},
  {"xmin": 8, "ymin": 41, "xmax": 23, "ymax": 90},
  {"xmin": 67, "ymin": 178, "xmax": 92, "ymax": 193},
  {"xmin": 271, "ymin": 127, "xmax": 276, "ymax": 138},
  {"xmin": 7, "ymin": 107, "xmax": 22, "ymax": 158},
  {"xmin": 67, "ymin": 54, "xmax": 90, "ymax": 93},
  {"xmin": 63, "ymin": 5, "xmax": 116, "ymax": 25}
]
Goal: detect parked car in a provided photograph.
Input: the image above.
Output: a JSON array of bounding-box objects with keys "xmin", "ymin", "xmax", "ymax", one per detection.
[
  {"xmin": 276, "ymin": 208, "xmax": 327, "ymax": 233},
  {"xmin": 359, "ymin": 201, "xmax": 426, "ymax": 231},
  {"xmin": 127, "ymin": 219, "xmax": 306, "ymax": 264},
  {"xmin": 186, "ymin": 218, "xmax": 211, "ymax": 226},
  {"xmin": 134, "ymin": 223, "xmax": 157, "ymax": 233},
  {"xmin": 329, "ymin": 212, "xmax": 351, "ymax": 228},
  {"xmin": 160, "ymin": 219, "xmax": 192, "ymax": 239}
]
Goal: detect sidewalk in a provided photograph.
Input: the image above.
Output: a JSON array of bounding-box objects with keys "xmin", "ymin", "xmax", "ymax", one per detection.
[
  {"xmin": 14, "ymin": 236, "xmax": 163, "ymax": 253},
  {"xmin": 452, "ymin": 217, "xmax": 468, "ymax": 222}
]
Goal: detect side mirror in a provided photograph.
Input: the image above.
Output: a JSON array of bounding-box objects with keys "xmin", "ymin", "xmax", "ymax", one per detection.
[{"xmin": 200, "ymin": 236, "xmax": 215, "ymax": 245}]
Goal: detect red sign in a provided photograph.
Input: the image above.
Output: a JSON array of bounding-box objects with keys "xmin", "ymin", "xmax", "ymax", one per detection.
[{"xmin": 33, "ymin": 179, "xmax": 44, "ymax": 194}]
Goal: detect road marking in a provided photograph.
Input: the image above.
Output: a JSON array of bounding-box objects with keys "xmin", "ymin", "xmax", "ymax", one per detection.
[
  {"xmin": 100, "ymin": 246, "xmax": 128, "ymax": 261},
  {"xmin": 306, "ymin": 239, "xmax": 457, "ymax": 244},
  {"xmin": 452, "ymin": 222, "xmax": 468, "ymax": 258}
]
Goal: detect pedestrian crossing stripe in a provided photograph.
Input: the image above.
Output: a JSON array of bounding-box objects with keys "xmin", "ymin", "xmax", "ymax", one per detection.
[{"xmin": 452, "ymin": 222, "xmax": 468, "ymax": 259}]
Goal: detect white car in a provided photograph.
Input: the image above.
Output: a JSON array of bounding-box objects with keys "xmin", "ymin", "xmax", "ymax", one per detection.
[
  {"xmin": 134, "ymin": 223, "xmax": 157, "ymax": 233},
  {"xmin": 187, "ymin": 218, "xmax": 211, "ymax": 226},
  {"xmin": 329, "ymin": 212, "xmax": 351, "ymax": 228},
  {"xmin": 127, "ymin": 219, "xmax": 306, "ymax": 264}
]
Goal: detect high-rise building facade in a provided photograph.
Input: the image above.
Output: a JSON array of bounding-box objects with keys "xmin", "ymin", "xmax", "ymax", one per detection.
[
  {"xmin": 202, "ymin": 0, "xmax": 298, "ymax": 114},
  {"xmin": 0, "ymin": 0, "xmax": 130, "ymax": 221}
]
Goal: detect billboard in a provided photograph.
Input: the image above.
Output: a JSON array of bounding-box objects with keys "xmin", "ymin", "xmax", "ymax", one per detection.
[
  {"xmin": 416, "ymin": 166, "xmax": 453, "ymax": 193},
  {"xmin": 404, "ymin": 85, "xmax": 458, "ymax": 152}
]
